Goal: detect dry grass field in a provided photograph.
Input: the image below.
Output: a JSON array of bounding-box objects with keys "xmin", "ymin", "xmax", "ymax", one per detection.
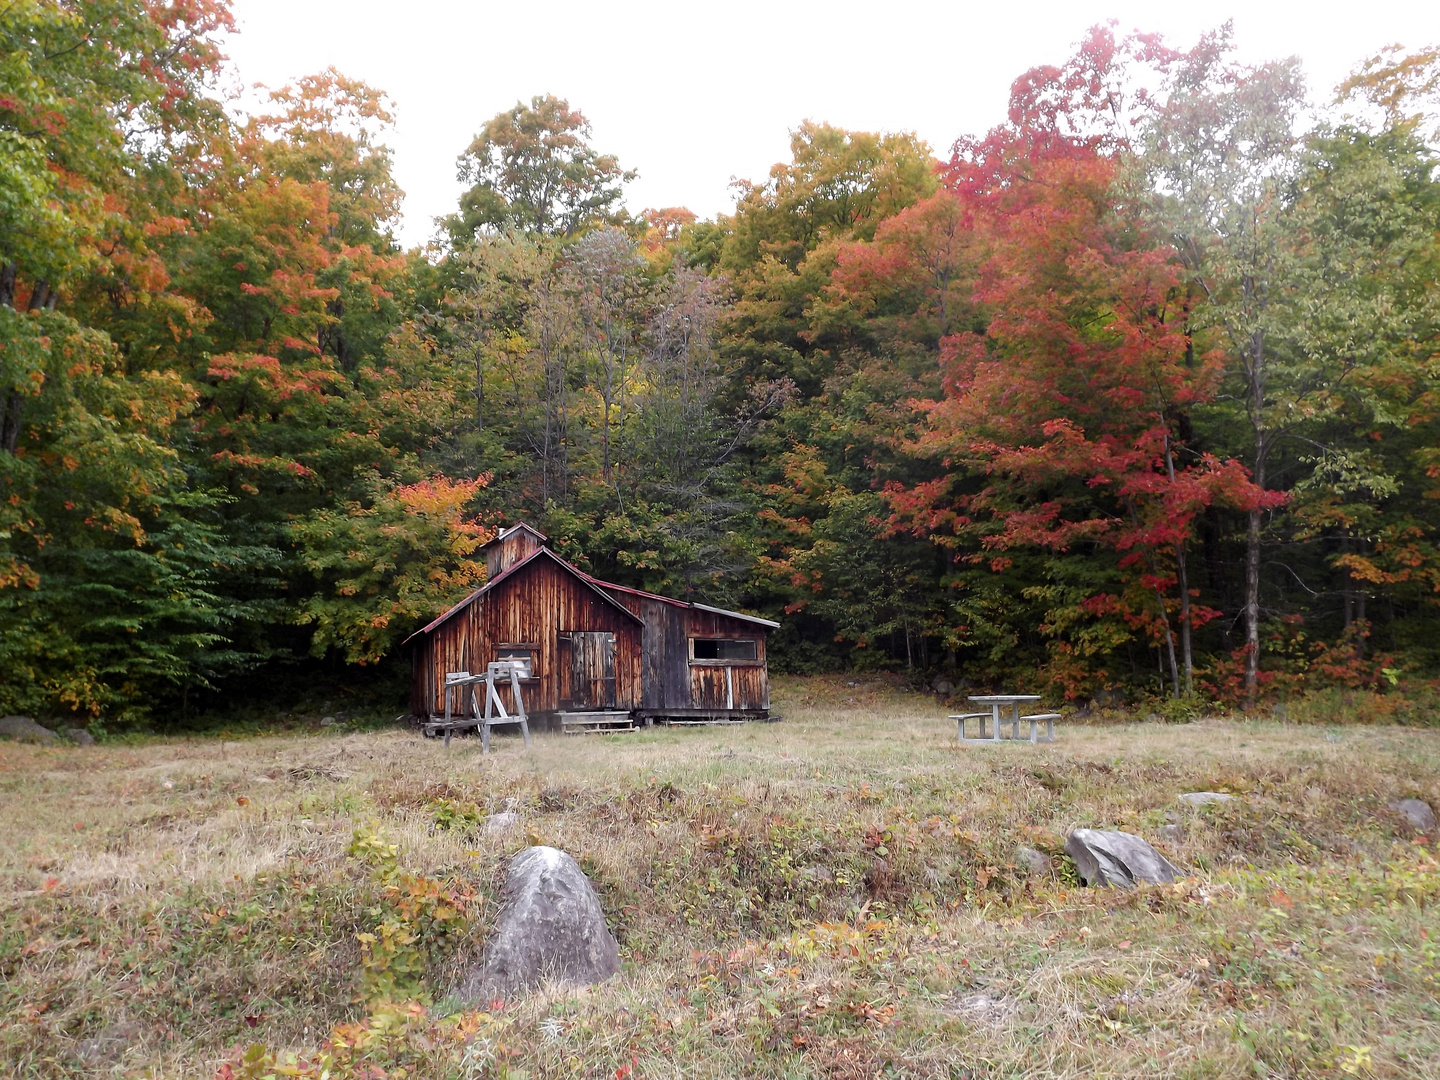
[{"xmin": 3, "ymin": 676, "xmax": 1439, "ymax": 1079}]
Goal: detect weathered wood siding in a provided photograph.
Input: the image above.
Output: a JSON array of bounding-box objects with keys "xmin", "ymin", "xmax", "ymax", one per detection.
[
  {"xmin": 484, "ymin": 528, "xmax": 544, "ymax": 579},
  {"xmin": 600, "ymin": 592, "xmax": 692, "ymax": 710},
  {"xmin": 685, "ymin": 609, "xmax": 769, "ymax": 711},
  {"xmin": 688, "ymin": 663, "xmax": 768, "ymax": 711},
  {"xmin": 597, "ymin": 587, "xmax": 770, "ymax": 714},
  {"xmin": 412, "ymin": 558, "xmax": 640, "ymax": 718},
  {"xmin": 564, "ymin": 631, "xmax": 617, "ymax": 709}
]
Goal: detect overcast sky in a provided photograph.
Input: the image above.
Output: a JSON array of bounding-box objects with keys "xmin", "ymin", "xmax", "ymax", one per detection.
[{"xmin": 222, "ymin": 1, "xmax": 1438, "ymax": 249}]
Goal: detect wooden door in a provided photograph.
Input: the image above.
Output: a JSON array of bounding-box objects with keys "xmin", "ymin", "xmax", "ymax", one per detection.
[{"xmin": 567, "ymin": 632, "xmax": 616, "ymax": 709}]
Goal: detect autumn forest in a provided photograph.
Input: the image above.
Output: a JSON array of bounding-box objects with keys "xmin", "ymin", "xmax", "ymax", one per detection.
[{"xmin": 4, "ymin": 2, "xmax": 1440, "ymax": 728}]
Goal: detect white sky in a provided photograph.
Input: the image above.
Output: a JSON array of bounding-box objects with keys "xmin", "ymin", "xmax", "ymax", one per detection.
[{"xmin": 222, "ymin": 1, "xmax": 1439, "ymax": 249}]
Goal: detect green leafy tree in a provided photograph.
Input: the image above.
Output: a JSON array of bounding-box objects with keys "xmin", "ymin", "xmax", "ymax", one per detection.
[
  {"xmin": 790, "ymin": 490, "xmax": 943, "ymax": 669},
  {"xmin": 718, "ymin": 122, "xmax": 939, "ymax": 398},
  {"xmin": 448, "ymin": 94, "xmax": 635, "ymax": 243},
  {"xmin": 291, "ymin": 475, "xmax": 491, "ymax": 664},
  {"xmin": 0, "ymin": 310, "xmax": 268, "ymax": 722},
  {"xmin": 1139, "ymin": 37, "xmax": 1440, "ymax": 699},
  {"xmin": 0, "ymin": 0, "xmax": 232, "ymax": 303}
]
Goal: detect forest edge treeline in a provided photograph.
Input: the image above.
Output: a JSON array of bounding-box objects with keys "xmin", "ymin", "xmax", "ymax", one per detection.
[{"xmin": 2, "ymin": 3, "xmax": 1439, "ymax": 729}]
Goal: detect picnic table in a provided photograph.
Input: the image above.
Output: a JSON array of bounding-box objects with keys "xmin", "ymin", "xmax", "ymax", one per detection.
[{"xmin": 950, "ymin": 694, "xmax": 1060, "ymax": 745}]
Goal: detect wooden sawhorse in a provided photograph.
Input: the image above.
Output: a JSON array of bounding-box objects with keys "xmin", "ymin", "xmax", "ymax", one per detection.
[{"xmin": 439, "ymin": 662, "xmax": 531, "ymax": 752}]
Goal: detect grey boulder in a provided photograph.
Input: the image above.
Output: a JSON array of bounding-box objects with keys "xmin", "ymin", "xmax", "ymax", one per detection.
[
  {"xmin": 485, "ymin": 811, "xmax": 520, "ymax": 834},
  {"xmin": 456, "ymin": 846, "xmax": 619, "ymax": 1002},
  {"xmin": 0, "ymin": 716, "xmax": 57, "ymax": 744},
  {"xmin": 1178, "ymin": 792, "xmax": 1237, "ymax": 808},
  {"xmin": 62, "ymin": 727, "xmax": 95, "ymax": 746},
  {"xmin": 1065, "ymin": 829, "xmax": 1182, "ymax": 888},
  {"xmin": 1011, "ymin": 845, "xmax": 1050, "ymax": 877},
  {"xmin": 1388, "ymin": 799, "xmax": 1436, "ymax": 832},
  {"xmin": 73, "ymin": 1019, "xmax": 143, "ymax": 1064}
]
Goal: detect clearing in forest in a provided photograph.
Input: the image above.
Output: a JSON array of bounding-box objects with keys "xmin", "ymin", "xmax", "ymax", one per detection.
[{"xmin": 2, "ymin": 678, "xmax": 1437, "ymax": 1078}]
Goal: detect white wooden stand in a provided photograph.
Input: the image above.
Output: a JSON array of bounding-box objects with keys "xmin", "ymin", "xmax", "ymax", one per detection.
[{"xmin": 435, "ymin": 662, "xmax": 531, "ymax": 752}]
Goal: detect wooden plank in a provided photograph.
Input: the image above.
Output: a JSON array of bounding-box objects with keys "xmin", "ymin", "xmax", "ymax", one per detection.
[
  {"xmin": 416, "ymin": 555, "xmax": 644, "ymax": 718},
  {"xmin": 682, "ymin": 608, "xmax": 771, "ymax": 713},
  {"xmin": 732, "ymin": 665, "xmax": 766, "ymax": 709},
  {"xmin": 566, "ymin": 630, "xmax": 618, "ymax": 710},
  {"xmin": 559, "ymin": 709, "xmax": 635, "ymax": 734},
  {"xmin": 660, "ymin": 603, "xmax": 689, "ymax": 710}
]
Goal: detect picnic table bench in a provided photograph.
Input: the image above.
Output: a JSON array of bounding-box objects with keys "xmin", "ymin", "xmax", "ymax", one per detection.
[{"xmin": 950, "ymin": 694, "xmax": 1060, "ymax": 744}]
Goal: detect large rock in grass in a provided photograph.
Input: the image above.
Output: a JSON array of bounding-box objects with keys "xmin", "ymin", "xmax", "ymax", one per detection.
[
  {"xmin": 1178, "ymin": 791, "xmax": 1237, "ymax": 808},
  {"xmin": 485, "ymin": 810, "xmax": 521, "ymax": 834},
  {"xmin": 1011, "ymin": 845, "xmax": 1050, "ymax": 877},
  {"xmin": 0, "ymin": 716, "xmax": 57, "ymax": 744},
  {"xmin": 1065, "ymin": 829, "xmax": 1181, "ymax": 889},
  {"xmin": 456, "ymin": 846, "xmax": 619, "ymax": 1002},
  {"xmin": 1388, "ymin": 799, "xmax": 1436, "ymax": 832}
]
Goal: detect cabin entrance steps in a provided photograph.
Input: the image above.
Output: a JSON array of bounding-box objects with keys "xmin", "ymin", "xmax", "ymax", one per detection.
[{"xmin": 558, "ymin": 710, "xmax": 637, "ymax": 734}]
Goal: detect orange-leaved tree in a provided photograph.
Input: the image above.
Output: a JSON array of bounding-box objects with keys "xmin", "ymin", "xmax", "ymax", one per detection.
[{"xmin": 291, "ymin": 474, "xmax": 493, "ymax": 665}]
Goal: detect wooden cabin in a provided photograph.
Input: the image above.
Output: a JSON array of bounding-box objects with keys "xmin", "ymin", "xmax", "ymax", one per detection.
[{"xmin": 407, "ymin": 523, "xmax": 778, "ymax": 729}]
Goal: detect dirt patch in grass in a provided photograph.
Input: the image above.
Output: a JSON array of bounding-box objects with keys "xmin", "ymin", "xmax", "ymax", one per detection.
[{"xmin": 2, "ymin": 684, "xmax": 1438, "ymax": 1077}]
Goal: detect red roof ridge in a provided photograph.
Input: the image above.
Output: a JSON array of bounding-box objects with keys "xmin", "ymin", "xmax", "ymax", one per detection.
[
  {"xmin": 586, "ymin": 574, "xmax": 780, "ymax": 628},
  {"xmin": 584, "ymin": 575, "xmax": 691, "ymax": 608},
  {"xmin": 404, "ymin": 546, "xmax": 640, "ymax": 644}
]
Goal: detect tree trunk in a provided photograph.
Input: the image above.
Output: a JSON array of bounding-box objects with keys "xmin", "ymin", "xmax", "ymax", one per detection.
[
  {"xmin": 1243, "ymin": 431, "xmax": 1267, "ymax": 706},
  {"xmin": 1175, "ymin": 542, "xmax": 1193, "ymax": 695},
  {"xmin": 1243, "ymin": 505, "xmax": 1262, "ymax": 706},
  {"xmin": 1354, "ymin": 567, "xmax": 1367, "ymax": 656},
  {"xmin": 473, "ymin": 342, "xmax": 485, "ymax": 431},
  {"xmin": 26, "ymin": 280, "xmax": 49, "ymax": 312},
  {"xmin": 1243, "ymin": 312, "xmax": 1268, "ymax": 710},
  {"xmin": 1159, "ymin": 595, "xmax": 1180, "ymax": 698},
  {"xmin": 1341, "ymin": 537, "xmax": 1354, "ymax": 630},
  {"xmin": 1128, "ymin": 493, "xmax": 1181, "ymax": 698},
  {"xmin": 1161, "ymin": 435, "xmax": 1194, "ymax": 695},
  {"xmin": 0, "ymin": 263, "xmax": 22, "ymax": 451},
  {"xmin": 1, "ymin": 392, "xmax": 22, "ymax": 454}
]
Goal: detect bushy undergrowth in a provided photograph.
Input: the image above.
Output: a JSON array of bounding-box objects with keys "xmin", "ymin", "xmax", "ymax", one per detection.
[
  {"xmin": 2, "ymin": 683, "xmax": 1438, "ymax": 1078},
  {"xmin": 1274, "ymin": 683, "xmax": 1440, "ymax": 727}
]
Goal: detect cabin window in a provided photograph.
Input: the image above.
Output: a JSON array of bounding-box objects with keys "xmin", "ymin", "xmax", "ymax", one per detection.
[
  {"xmin": 690, "ymin": 638, "xmax": 758, "ymax": 663},
  {"xmin": 496, "ymin": 646, "xmax": 534, "ymax": 678}
]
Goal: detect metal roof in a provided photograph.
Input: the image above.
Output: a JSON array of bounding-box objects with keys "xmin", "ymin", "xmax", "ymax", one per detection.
[
  {"xmin": 584, "ymin": 577, "xmax": 690, "ymax": 608},
  {"xmin": 691, "ymin": 602, "xmax": 781, "ymax": 629},
  {"xmin": 588, "ymin": 578, "xmax": 781, "ymax": 628}
]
